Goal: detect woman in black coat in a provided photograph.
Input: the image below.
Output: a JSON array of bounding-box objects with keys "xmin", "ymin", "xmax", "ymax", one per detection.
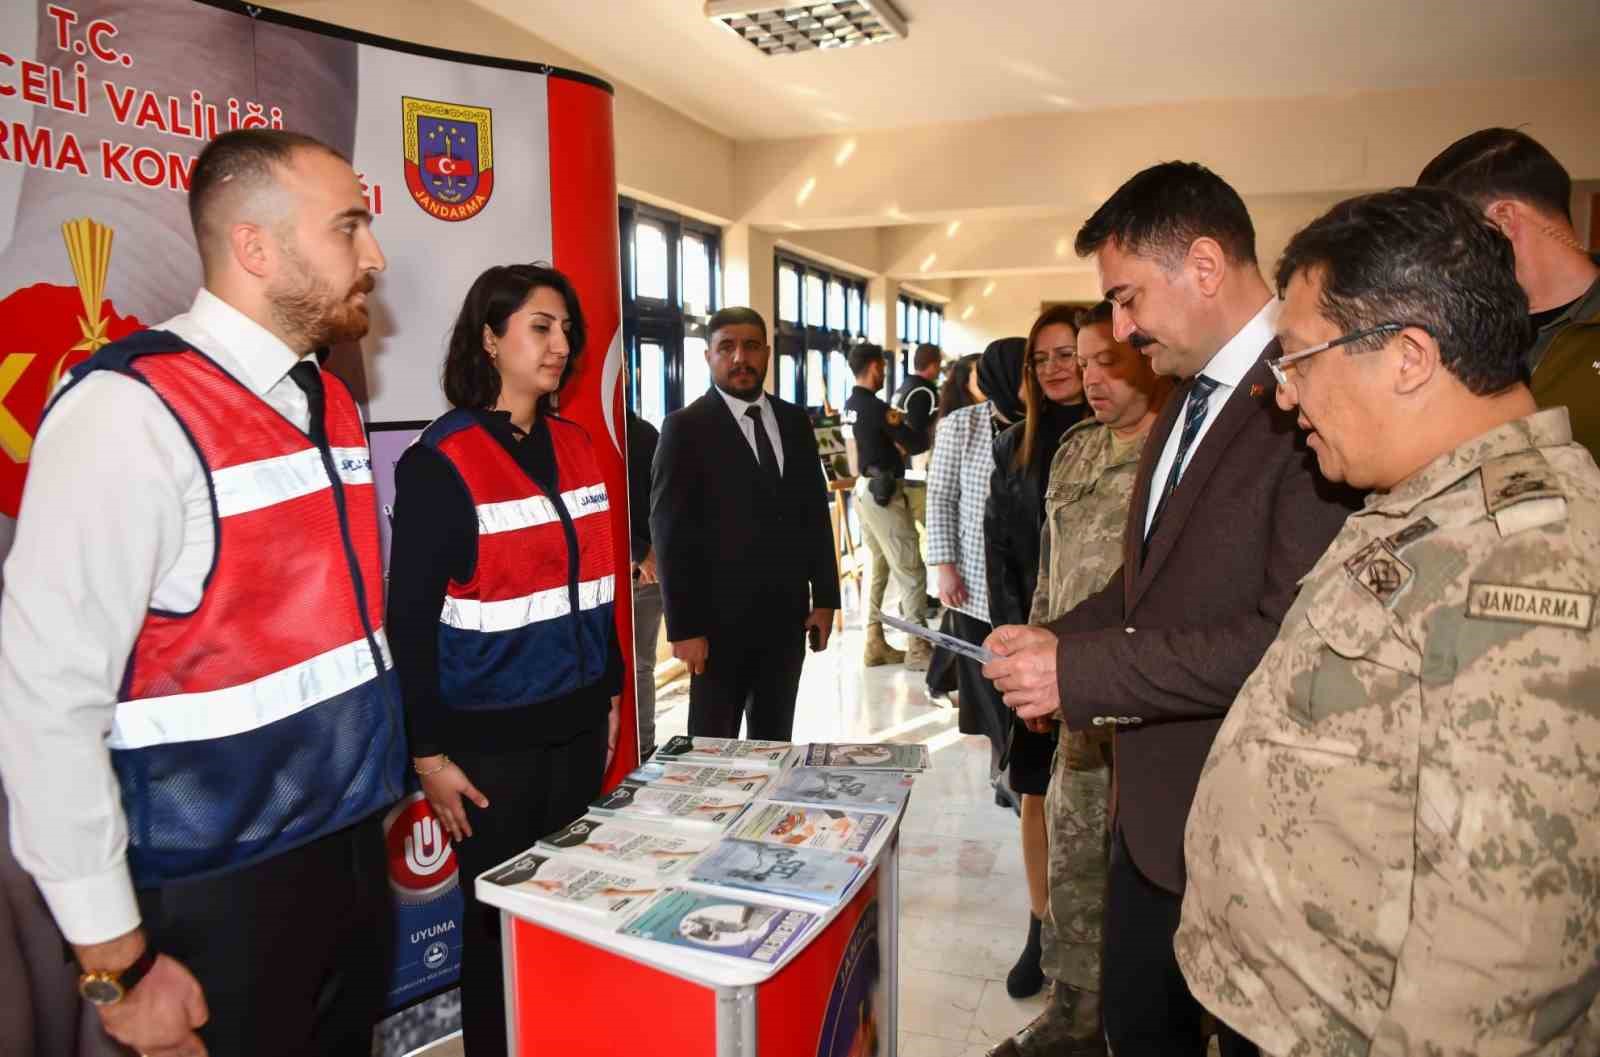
[{"xmin": 983, "ymin": 303, "xmax": 1087, "ymax": 998}]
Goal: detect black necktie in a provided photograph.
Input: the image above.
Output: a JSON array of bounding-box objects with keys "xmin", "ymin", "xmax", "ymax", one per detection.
[
  {"xmin": 745, "ymin": 405, "xmax": 779, "ymax": 488},
  {"xmin": 289, "ymin": 360, "xmax": 327, "ymax": 450},
  {"xmin": 1146, "ymin": 374, "xmax": 1218, "ymax": 543}
]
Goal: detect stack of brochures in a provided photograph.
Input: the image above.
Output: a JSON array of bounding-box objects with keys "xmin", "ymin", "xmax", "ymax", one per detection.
[{"xmin": 480, "ymin": 737, "xmax": 929, "ymax": 965}]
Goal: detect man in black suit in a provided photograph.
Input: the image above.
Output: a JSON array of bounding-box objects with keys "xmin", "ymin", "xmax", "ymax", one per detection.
[
  {"xmin": 984, "ymin": 163, "xmax": 1360, "ymax": 1056},
  {"xmin": 651, "ymin": 307, "xmax": 840, "ymax": 741}
]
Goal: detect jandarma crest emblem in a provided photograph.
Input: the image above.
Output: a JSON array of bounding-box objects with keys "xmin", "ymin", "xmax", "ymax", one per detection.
[{"xmin": 402, "ymin": 96, "xmax": 494, "ymax": 222}]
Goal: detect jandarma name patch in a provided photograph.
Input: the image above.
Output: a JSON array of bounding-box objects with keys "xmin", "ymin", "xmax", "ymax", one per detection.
[{"xmin": 1466, "ymin": 583, "xmax": 1595, "ymax": 630}]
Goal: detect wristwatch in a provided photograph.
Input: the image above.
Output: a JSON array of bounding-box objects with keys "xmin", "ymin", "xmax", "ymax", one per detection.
[{"xmin": 78, "ymin": 944, "xmax": 158, "ymax": 1006}]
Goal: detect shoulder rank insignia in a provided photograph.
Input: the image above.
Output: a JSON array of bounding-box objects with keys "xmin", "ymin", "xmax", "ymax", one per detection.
[
  {"xmin": 1481, "ymin": 450, "xmax": 1567, "ymax": 537},
  {"xmin": 1386, "ymin": 516, "xmax": 1438, "ymax": 550},
  {"xmin": 1343, "ymin": 539, "xmax": 1413, "ymax": 606}
]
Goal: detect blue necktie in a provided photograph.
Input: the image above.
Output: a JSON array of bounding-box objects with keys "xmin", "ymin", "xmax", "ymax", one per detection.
[{"xmin": 1146, "ymin": 374, "xmax": 1218, "ymax": 542}]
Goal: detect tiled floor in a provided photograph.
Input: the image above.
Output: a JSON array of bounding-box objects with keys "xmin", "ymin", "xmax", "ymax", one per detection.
[{"xmin": 420, "ymin": 616, "xmax": 1044, "ymax": 1056}]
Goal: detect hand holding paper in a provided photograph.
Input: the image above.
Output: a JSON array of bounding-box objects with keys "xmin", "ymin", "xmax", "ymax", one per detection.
[
  {"xmin": 982, "ymin": 625, "xmax": 1062, "ymax": 721},
  {"xmin": 874, "ymin": 611, "xmax": 993, "ymax": 664}
]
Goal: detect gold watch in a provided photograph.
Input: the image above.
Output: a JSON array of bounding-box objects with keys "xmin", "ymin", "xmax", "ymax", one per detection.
[{"xmin": 78, "ymin": 943, "xmax": 157, "ymax": 1006}]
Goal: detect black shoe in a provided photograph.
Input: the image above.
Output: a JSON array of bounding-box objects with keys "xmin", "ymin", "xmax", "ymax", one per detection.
[{"xmin": 1006, "ymin": 914, "xmax": 1045, "ymax": 998}]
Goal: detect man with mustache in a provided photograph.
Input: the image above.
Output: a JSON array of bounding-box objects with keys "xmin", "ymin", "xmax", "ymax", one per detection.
[
  {"xmin": 1178, "ymin": 186, "xmax": 1600, "ymax": 1057},
  {"xmin": 0, "ymin": 129, "xmax": 402, "ymax": 1057},
  {"xmin": 983, "ymin": 162, "xmax": 1359, "ymax": 1055},
  {"xmin": 651, "ymin": 307, "xmax": 839, "ymax": 741}
]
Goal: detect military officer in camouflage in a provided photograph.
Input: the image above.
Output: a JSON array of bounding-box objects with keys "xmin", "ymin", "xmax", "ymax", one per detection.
[
  {"xmin": 1178, "ymin": 186, "xmax": 1600, "ymax": 1056},
  {"xmin": 989, "ymin": 299, "xmax": 1171, "ymax": 1057}
]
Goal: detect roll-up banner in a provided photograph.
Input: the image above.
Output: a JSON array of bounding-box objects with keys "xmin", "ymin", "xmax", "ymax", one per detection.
[{"xmin": 0, "ymin": 1, "xmax": 632, "ymax": 1049}]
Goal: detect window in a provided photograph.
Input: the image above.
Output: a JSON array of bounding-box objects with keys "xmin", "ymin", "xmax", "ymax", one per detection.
[
  {"xmin": 620, "ymin": 198, "xmax": 722, "ymax": 428},
  {"xmin": 773, "ymin": 253, "xmax": 869, "ymax": 409},
  {"xmin": 897, "ymin": 293, "xmax": 945, "ymax": 390}
]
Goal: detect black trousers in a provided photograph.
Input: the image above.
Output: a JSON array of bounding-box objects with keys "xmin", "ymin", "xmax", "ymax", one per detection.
[
  {"xmin": 1104, "ymin": 828, "xmax": 1259, "ymax": 1057},
  {"xmin": 135, "ymin": 819, "xmax": 390, "ymax": 1057},
  {"xmin": 687, "ymin": 624, "xmax": 807, "ymax": 741},
  {"xmin": 450, "ymin": 726, "xmax": 607, "ymax": 1057}
]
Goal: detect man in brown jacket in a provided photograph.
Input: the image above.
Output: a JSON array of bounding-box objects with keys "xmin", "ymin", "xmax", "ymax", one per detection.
[{"xmin": 984, "ymin": 162, "xmax": 1359, "ymax": 1055}]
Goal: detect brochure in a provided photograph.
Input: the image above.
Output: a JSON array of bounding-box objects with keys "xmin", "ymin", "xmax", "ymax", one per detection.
[
  {"xmin": 770, "ymin": 767, "xmax": 914, "ymax": 814},
  {"xmin": 480, "ymin": 851, "xmax": 659, "ymax": 922},
  {"xmin": 628, "ymin": 762, "xmax": 774, "ymax": 797},
  {"xmin": 537, "ymin": 815, "xmax": 711, "ymax": 878},
  {"xmin": 653, "ymin": 735, "xmax": 795, "ymax": 768},
  {"xmin": 803, "ymin": 742, "xmax": 930, "ymax": 771},
  {"xmin": 690, "ymin": 839, "xmax": 866, "ymax": 904},
  {"xmin": 590, "ymin": 781, "xmax": 750, "ymax": 828},
  {"xmin": 619, "ymin": 888, "xmax": 816, "ymax": 964},
  {"xmin": 733, "ymin": 801, "xmax": 886, "ymax": 854}
]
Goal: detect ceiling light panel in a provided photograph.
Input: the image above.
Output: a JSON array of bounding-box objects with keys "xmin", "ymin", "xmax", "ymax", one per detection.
[{"xmin": 706, "ymin": 1, "xmax": 908, "ymax": 56}]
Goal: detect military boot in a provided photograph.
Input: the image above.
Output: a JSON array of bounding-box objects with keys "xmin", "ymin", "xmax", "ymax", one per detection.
[
  {"xmin": 904, "ymin": 635, "xmax": 933, "ymax": 672},
  {"xmin": 863, "ymin": 623, "xmax": 905, "ymax": 667},
  {"xmin": 985, "ymin": 983, "xmax": 1106, "ymax": 1057}
]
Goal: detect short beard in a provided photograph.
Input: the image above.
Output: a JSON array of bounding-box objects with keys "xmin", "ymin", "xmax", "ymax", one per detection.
[{"xmin": 268, "ymin": 240, "xmax": 372, "ymax": 351}]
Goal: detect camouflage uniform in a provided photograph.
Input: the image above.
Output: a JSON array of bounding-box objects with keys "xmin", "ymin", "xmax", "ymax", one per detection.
[
  {"xmin": 1029, "ymin": 420, "xmax": 1149, "ymax": 1006},
  {"xmin": 1177, "ymin": 408, "xmax": 1600, "ymax": 1057}
]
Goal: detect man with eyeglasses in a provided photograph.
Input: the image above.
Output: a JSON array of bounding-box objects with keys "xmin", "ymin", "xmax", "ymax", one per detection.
[
  {"xmin": 1419, "ymin": 128, "xmax": 1600, "ymax": 467},
  {"xmin": 1178, "ymin": 186, "xmax": 1600, "ymax": 1056}
]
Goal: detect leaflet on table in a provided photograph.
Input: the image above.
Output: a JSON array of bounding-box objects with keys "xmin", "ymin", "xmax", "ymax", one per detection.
[
  {"xmin": 803, "ymin": 742, "xmax": 931, "ymax": 771},
  {"xmin": 733, "ymin": 801, "xmax": 887, "ymax": 854},
  {"xmin": 653, "ymin": 735, "xmax": 796, "ymax": 769},
  {"xmin": 480, "ymin": 851, "xmax": 660, "ymax": 923},
  {"xmin": 628, "ymin": 761, "xmax": 774, "ymax": 798},
  {"xmin": 537, "ymin": 815, "xmax": 712, "ymax": 878},
  {"xmin": 619, "ymin": 888, "xmax": 817, "ymax": 964},
  {"xmin": 770, "ymin": 767, "xmax": 914, "ymax": 814},
  {"xmin": 875, "ymin": 610, "xmax": 995, "ymax": 664},
  {"xmin": 690, "ymin": 839, "xmax": 867, "ymax": 905},
  {"xmin": 589, "ymin": 781, "xmax": 750, "ymax": 828}
]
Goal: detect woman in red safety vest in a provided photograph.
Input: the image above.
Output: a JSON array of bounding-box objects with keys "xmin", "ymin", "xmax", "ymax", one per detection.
[{"xmin": 387, "ymin": 263, "xmax": 621, "ymax": 1057}]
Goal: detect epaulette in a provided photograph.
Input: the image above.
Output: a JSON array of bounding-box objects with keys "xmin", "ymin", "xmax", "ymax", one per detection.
[{"xmin": 1480, "ymin": 449, "xmax": 1567, "ymax": 536}]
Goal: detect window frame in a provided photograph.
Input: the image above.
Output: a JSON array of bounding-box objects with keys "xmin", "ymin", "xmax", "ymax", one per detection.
[
  {"xmin": 896, "ymin": 293, "xmax": 945, "ymax": 390},
  {"xmin": 773, "ymin": 252, "xmax": 869, "ymax": 410},
  {"xmin": 620, "ymin": 197, "xmax": 722, "ymax": 427}
]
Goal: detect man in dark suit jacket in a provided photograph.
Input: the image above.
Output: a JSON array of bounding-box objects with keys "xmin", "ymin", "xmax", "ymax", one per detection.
[
  {"xmin": 651, "ymin": 307, "xmax": 840, "ymax": 741},
  {"xmin": 984, "ymin": 163, "xmax": 1360, "ymax": 1057}
]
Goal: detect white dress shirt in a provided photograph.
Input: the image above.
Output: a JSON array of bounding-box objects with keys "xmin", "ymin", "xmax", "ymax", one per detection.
[
  {"xmin": 715, "ymin": 385, "xmax": 785, "ymax": 475},
  {"xmin": 0, "ymin": 289, "xmax": 312, "ymax": 944},
  {"xmin": 1143, "ymin": 299, "xmax": 1280, "ymax": 536}
]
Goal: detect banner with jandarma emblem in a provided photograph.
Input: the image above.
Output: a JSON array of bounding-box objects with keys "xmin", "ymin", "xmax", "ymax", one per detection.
[
  {"xmin": 402, "ymin": 96, "xmax": 495, "ymax": 222},
  {"xmin": 0, "ymin": 2, "xmax": 628, "ymax": 1054}
]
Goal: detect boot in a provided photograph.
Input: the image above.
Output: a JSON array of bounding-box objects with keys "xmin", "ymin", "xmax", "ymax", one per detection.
[
  {"xmin": 986, "ymin": 983, "xmax": 1107, "ymax": 1057},
  {"xmin": 1006, "ymin": 913, "xmax": 1045, "ymax": 998},
  {"xmin": 863, "ymin": 623, "xmax": 905, "ymax": 667},
  {"xmin": 904, "ymin": 635, "xmax": 933, "ymax": 672}
]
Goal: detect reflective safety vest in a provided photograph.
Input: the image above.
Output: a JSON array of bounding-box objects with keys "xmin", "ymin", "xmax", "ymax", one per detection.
[
  {"xmin": 419, "ymin": 409, "xmax": 615, "ymax": 709},
  {"xmin": 53, "ymin": 330, "xmax": 404, "ymax": 887}
]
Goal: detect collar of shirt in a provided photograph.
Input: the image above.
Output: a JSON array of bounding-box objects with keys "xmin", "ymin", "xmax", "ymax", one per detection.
[
  {"xmin": 1195, "ymin": 298, "xmax": 1279, "ymax": 391},
  {"xmin": 715, "ymin": 384, "xmax": 770, "ymax": 423},
  {"xmin": 1360, "ymin": 407, "xmax": 1573, "ymax": 519},
  {"xmin": 1548, "ymin": 265, "xmax": 1600, "ymax": 332},
  {"xmin": 161, "ymin": 288, "xmax": 306, "ymax": 397}
]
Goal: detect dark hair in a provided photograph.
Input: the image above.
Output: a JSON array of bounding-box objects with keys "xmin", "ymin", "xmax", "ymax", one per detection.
[
  {"xmin": 1017, "ymin": 304, "xmax": 1082, "ymax": 470},
  {"xmin": 912, "ymin": 343, "xmax": 942, "ymax": 372},
  {"xmin": 1075, "ymin": 161, "xmax": 1257, "ymax": 267},
  {"xmin": 1417, "ymin": 127, "xmax": 1573, "ymax": 222},
  {"xmin": 1074, "ymin": 300, "xmax": 1113, "ymax": 330},
  {"xmin": 443, "ymin": 263, "xmax": 587, "ymax": 412},
  {"xmin": 848, "ymin": 342, "xmax": 886, "ymax": 378},
  {"xmin": 1275, "ymin": 187, "xmax": 1532, "ymax": 397},
  {"xmin": 708, "ymin": 305, "xmax": 768, "ymax": 344},
  {"xmin": 936, "ymin": 354, "xmax": 979, "ymax": 424},
  {"xmin": 188, "ymin": 129, "xmax": 345, "ymax": 262}
]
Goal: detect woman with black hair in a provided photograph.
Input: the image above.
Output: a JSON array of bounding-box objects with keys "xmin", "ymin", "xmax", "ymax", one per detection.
[{"xmin": 387, "ymin": 263, "xmax": 622, "ymax": 1057}]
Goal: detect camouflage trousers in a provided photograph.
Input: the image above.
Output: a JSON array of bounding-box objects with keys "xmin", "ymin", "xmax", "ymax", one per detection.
[{"xmin": 1038, "ymin": 738, "xmax": 1110, "ymax": 992}]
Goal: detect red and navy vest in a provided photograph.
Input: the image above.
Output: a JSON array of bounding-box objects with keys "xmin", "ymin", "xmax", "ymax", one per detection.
[
  {"xmin": 419, "ymin": 409, "xmax": 615, "ymax": 709},
  {"xmin": 50, "ymin": 330, "xmax": 404, "ymax": 887}
]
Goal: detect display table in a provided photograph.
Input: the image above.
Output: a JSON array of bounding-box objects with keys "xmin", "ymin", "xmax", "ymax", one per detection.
[{"xmin": 478, "ymin": 800, "xmax": 905, "ymax": 1055}]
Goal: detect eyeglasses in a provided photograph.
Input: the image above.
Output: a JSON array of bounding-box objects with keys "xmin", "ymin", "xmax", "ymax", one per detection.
[
  {"xmin": 1266, "ymin": 322, "xmax": 1428, "ymax": 386},
  {"xmin": 1029, "ymin": 349, "xmax": 1078, "ymax": 370}
]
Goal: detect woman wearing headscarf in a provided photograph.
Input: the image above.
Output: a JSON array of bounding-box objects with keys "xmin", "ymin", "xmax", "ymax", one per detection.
[
  {"xmin": 925, "ymin": 338, "xmax": 1027, "ymax": 770},
  {"xmin": 984, "ymin": 304, "xmax": 1088, "ymax": 998}
]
